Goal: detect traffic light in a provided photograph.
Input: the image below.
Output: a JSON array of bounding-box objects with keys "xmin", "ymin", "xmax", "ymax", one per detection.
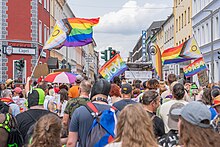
[
  {"xmin": 110, "ymin": 50, "xmax": 117, "ymax": 59},
  {"xmin": 101, "ymin": 50, "xmax": 107, "ymax": 61},
  {"xmin": 218, "ymin": 51, "xmax": 220, "ymax": 59},
  {"xmin": 15, "ymin": 58, "xmax": 25, "ymax": 71}
]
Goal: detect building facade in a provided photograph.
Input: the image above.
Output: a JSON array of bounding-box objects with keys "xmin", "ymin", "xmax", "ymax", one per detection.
[
  {"xmin": 0, "ymin": 0, "xmax": 50, "ymax": 83},
  {"xmin": 192, "ymin": 0, "xmax": 220, "ymax": 83}
]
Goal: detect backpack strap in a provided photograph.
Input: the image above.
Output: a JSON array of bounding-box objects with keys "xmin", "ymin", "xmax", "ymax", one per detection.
[
  {"xmin": 0, "ymin": 113, "xmax": 11, "ymax": 132},
  {"xmin": 85, "ymin": 102, "xmax": 99, "ymax": 117},
  {"xmin": 26, "ymin": 111, "xmax": 38, "ymax": 122}
]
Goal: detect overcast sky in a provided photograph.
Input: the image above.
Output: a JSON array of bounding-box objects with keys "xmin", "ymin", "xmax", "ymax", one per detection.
[{"xmin": 68, "ymin": 0, "xmax": 173, "ymax": 65}]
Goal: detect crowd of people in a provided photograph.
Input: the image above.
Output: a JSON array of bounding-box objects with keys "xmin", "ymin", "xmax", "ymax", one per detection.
[{"xmin": 1, "ymin": 73, "xmax": 220, "ymax": 147}]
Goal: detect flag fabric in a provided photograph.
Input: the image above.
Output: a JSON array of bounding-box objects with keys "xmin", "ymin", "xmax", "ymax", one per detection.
[
  {"xmin": 43, "ymin": 18, "xmax": 99, "ymax": 50},
  {"xmin": 183, "ymin": 57, "xmax": 207, "ymax": 78},
  {"xmin": 162, "ymin": 37, "xmax": 202, "ymax": 64},
  {"xmin": 149, "ymin": 43, "xmax": 162, "ymax": 79},
  {"xmin": 99, "ymin": 54, "xmax": 128, "ymax": 81}
]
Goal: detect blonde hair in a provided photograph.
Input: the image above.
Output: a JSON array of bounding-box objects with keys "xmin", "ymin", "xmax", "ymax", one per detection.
[
  {"xmin": 114, "ymin": 104, "xmax": 157, "ymax": 147},
  {"xmin": 29, "ymin": 114, "xmax": 61, "ymax": 147}
]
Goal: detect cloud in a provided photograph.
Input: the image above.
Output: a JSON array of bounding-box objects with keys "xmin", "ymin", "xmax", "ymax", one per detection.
[{"xmin": 95, "ymin": 0, "xmax": 170, "ymax": 35}]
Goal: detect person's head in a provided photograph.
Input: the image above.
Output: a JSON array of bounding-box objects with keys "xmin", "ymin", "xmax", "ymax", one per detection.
[
  {"xmin": 172, "ymin": 101, "xmax": 220, "ymax": 147},
  {"xmin": 6, "ymin": 79, "xmax": 14, "ymax": 89},
  {"xmin": 1, "ymin": 89, "xmax": 12, "ymax": 98},
  {"xmin": 201, "ymin": 88, "xmax": 212, "ymax": 105},
  {"xmin": 121, "ymin": 83, "xmax": 132, "ymax": 98},
  {"xmin": 58, "ymin": 89, "xmax": 68, "ymax": 103},
  {"xmin": 143, "ymin": 81, "xmax": 148, "ymax": 89},
  {"xmin": 113, "ymin": 76, "xmax": 121, "ymax": 87},
  {"xmin": 114, "ymin": 104, "xmax": 157, "ymax": 146},
  {"xmin": 141, "ymin": 90, "xmax": 160, "ymax": 112},
  {"xmin": 159, "ymin": 81, "xmax": 167, "ymax": 95},
  {"xmin": 172, "ymin": 83, "xmax": 185, "ymax": 100},
  {"xmin": 90, "ymin": 79, "xmax": 111, "ymax": 101},
  {"xmin": 75, "ymin": 75, "xmax": 84, "ymax": 85},
  {"xmin": 37, "ymin": 81, "xmax": 49, "ymax": 95},
  {"xmin": 146, "ymin": 79, "xmax": 159, "ymax": 90},
  {"xmin": 167, "ymin": 74, "xmax": 177, "ymax": 85},
  {"xmin": 13, "ymin": 87, "xmax": 22, "ymax": 96},
  {"xmin": 29, "ymin": 114, "xmax": 61, "ymax": 147},
  {"xmin": 0, "ymin": 114, "xmax": 9, "ymax": 147},
  {"xmin": 109, "ymin": 84, "xmax": 121, "ymax": 97},
  {"xmin": 132, "ymin": 89, "xmax": 140, "ymax": 98},
  {"xmin": 27, "ymin": 88, "xmax": 45, "ymax": 108},
  {"xmin": 213, "ymin": 95, "xmax": 220, "ymax": 113},
  {"xmin": 79, "ymin": 80, "xmax": 92, "ymax": 96},
  {"xmin": 211, "ymin": 88, "xmax": 220, "ymax": 98}
]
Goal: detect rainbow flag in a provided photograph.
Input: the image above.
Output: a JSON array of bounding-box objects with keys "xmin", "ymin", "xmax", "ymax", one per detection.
[
  {"xmin": 162, "ymin": 37, "xmax": 202, "ymax": 64},
  {"xmin": 43, "ymin": 18, "xmax": 99, "ymax": 50},
  {"xmin": 149, "ymin": 43, "xmax": 162, "ymax": 79},
  {"xmin": 183, "ymin": 57, "xmax": 207, "ymax": 77},
  {"xmin": 99, "ymin": 54, "xmax": 127, "ymax": 81}
]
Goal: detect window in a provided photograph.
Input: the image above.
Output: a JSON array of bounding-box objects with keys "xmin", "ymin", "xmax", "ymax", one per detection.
[
  {"xmin": 39, "ymin": 20, "xmax": 42, "ymax": 43},
  {"xmin": 215, "ymin": 17, "xmax": 219, "ymax": 39},
  {"xmin": 194, "ymin": 0, "xmax": 197, "ymax": 14},
  {"xmin": 44, "ymin": 0, "xmax": 47, "ymax": 9},
  {"xmin": 47, "ymin": 0, "xmax": 49, "ymax": 11},
  {"xmin": 179, "ymin": 16, "xmax": 181, "ymax": 31},
  {"xmin": 39, "ymin": 0, "xmax": 42, "ymax": 4},
  {"xmin": 176, "ymin": 19, "xmax": 178, "ymax": 32},
  {"xmin": 44, "ymin": 25, "xmax": 47, "ymax": 44},
  {"xmin": 184, "ymin": 10, "xmax": 187, "ymax": 26},
  {"xmin": 198, "ymin": 28, "xmax": 200, "ymax": 46},
  {"xmin": 188, "ymin": 7, "xmax": 191, "ymax": 23},
  {"xmin": 182, "ymin": 13, "xmax": 184, "ymax": 28},
  {"xmin": 202, "ymin": 26, "xmax": 205, "ymax": 45},
  {"xmin": 206, "ymin": 23, "xmax": 209, "ymax": 43},
  {"xmin": 47, "ymin": 27, "xmax": 50, "ymax": 40}
]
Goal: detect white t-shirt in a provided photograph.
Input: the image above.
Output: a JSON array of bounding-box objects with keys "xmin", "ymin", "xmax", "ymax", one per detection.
[{"xmin": 159, "ymin": 99, "xmax": 188, "ymax": 133}]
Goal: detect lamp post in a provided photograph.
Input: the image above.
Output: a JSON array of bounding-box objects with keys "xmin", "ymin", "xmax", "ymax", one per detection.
[{"xmin": 203, "ymin": 9, "xmax": 214, "ymax": 83}]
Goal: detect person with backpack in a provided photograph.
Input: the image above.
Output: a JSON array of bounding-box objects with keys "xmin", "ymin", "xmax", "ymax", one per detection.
[
  {"xmin": 106, "ymin": 104, "xmax": 158, "ymax": 147},
  {"xmin": 0, "ymin": 89, "xmax": 20, "ymax": 116},
  {"xmin": 140, "ymin": 90, "xmax": 165, "ymax": 138},
  {"xmin": 67, "ymin": 79, "xmax": 118, "ymax": 147},
  {"xmin": 15, "ymin": 88, "xmax": 52, "ymax": 145},
  {"xmin": 212, "ymin": 95, "xmax": 220, "ymax": 133}
]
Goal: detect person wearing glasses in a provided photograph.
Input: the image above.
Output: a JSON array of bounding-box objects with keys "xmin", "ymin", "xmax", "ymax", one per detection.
[{"xmin": 141, "ymin": 90, "xmax": 165, "ymax": 138}]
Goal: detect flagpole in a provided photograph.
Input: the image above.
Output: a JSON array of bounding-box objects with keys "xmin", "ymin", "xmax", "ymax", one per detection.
[{"xmin": 30, "ymin": 49, "xmax": 44, "ymax": 78}]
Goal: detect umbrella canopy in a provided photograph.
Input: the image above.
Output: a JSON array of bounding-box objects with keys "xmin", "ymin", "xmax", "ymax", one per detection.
[{"xmin": 44, "ymin": 72, "xmax": 76, "ymax": 84}]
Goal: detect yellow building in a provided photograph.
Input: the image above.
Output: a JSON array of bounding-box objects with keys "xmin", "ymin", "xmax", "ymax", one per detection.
[{"xmin": 173, "ymin": 0, "xmax": 192, "ymax": 46}]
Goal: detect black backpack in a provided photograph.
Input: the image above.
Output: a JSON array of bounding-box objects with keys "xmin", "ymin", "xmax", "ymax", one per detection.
[{"xmin": 0, "ymin": 113, "xmax": 24, "ymax": 147}]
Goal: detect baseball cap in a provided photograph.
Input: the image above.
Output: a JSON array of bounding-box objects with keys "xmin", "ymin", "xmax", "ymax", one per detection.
[
  {"xmin": 28, "ymin": 88, "xmax": 45, "ymax": 108},
  {"xmin": 168, "ymin": 103, "xmax": 185, "ymax": 130},
  {"xmin": 121, "ymin": 83, "xmax": 132, "ymax": 94},
  {"xmin": 171, "ymin": 101, "xmax": 211, "ymax": 128},
  {"xmin": 14, "ymin": 87, "xmax": 22, "ymax": 94},
  {"xmin": 90, "ymin": 79, "xmax": 111, "ymax": 98},
  {"xmin": 75, "ymin": 75, "xmax": 84, "ymax": 83},
  {"xmin": 213, "ymin": 95, "xmax": 220, "ymax": 107}
]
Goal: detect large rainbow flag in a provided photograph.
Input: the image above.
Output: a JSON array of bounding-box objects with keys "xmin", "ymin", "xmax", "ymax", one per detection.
[
  {"xmin": 99, "ymin": 54, "xmax": 128, "ymax": 81},
  {"xmin": 162, "ymin": 37, "xmax": 202, "ymax": 64},
  {"xmin": 183, "ymin": 57, "xmax": 207, "ymax": 77},
  {"xmin": 43, "ymin": 18, "xmax": 99, "ymax": 50},
  {"xmin": 149, "ymin": 43, "xmax": 162, "ymax": 79}
]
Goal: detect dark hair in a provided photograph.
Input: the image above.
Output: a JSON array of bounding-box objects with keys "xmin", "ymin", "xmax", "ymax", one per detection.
[
  {"xmin": 37, "ymin": 81, "xmax": 48, "ymax": 91},
  {"xmin": 135, "ymin": 83, "xmax": 141, "ymax": 89},
  {"xmin": 172, "ymin": 83, "xmax": 185, "ymax": 100},
  {"xmin": 146, "ymin": 79, "xmax": 159, "ymax": 90},
  {"xmin": 58, "ymin": 89, "xmax": 68, "ymax": 103},
  {"xmin": 143, "ymin": 81, "xmax": 148, "ymax": 89},
  {"xmin": 109, "ymin": 84, "xmax": 121, "ymax": 97},
  {"xmin": 211, "ymin": 88, "xmax": 220, "ymax": 98},
  {"xmin": 141, "ymin": 90, "xmax": 159, "ymax": 105},
  {"xmin": 201, "ymin": 88, "xmax": 212, "ymax": 105},
  {"xmin": 168, "ymin": 74, "xmax": 177, "ymax": 85},
  {"xmin": 59, "ymin": 84, "xmax": 68, "ymax": 91},
  {"xmin": 113, "ymin": 76, "xmax": 121, "ymax": 87}
]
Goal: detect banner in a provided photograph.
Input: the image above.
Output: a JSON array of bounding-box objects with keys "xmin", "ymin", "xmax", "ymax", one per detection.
[
  {"xmin": 197, "ymin": 69, "xmax": 209, "ymax": 87},
  {"xmin": 183, "ymin": 57, "xmax": 207, "ymax": 77},
  {"xmin": 99, "ymin": 54, "xmax": 127, "ymax": 81}
]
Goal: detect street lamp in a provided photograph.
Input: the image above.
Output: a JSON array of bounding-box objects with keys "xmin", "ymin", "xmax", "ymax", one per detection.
[{"xmin": 203, "ymin": 9, "xmax": 214, "ymax": 83}]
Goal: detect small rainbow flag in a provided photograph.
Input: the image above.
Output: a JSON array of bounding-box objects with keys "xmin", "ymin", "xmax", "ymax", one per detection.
[
  {"xmin": 99, "ymin": 54, "xmax": 127, "ymax": 81},
  {"xmin": 162, "ymin": 43, "xmax": 184, "ymax": 63},
  {"xmin": 183, "ymin": 57, "xmax": 207, "ymax": 77},
  {"xmin": 43, "ymin": 17, "xmax": 99, "ymax": 50}
]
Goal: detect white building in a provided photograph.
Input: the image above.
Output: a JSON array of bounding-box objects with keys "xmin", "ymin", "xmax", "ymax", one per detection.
[
  {"xmin": 192, "ymin": 0, "xmax": 220, "ymax": 83},
  {"xmin": 162, "ymin": 14, "xmax": 180, "ymax": 80}
]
